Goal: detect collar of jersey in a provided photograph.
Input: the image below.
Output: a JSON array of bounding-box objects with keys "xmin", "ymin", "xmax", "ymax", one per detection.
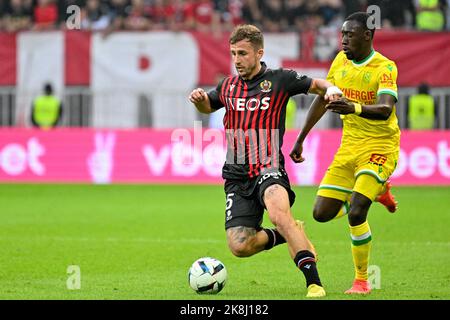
[
  {"xmin": 351, "ymin": 49, "xmax": 375, "ymax": 67},
  {"xmin": 241, "ymin": 61, "xmax": 267, "ymax": 81}
]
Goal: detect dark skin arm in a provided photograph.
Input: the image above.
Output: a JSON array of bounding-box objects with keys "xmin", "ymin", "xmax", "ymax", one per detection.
[
  {"xmin": 290, "ymin": 93, "xmax": 396, "ymax": 163},
  {"xmin": 325, "ymin": 94, "xmax": 396, "ymax": 120}
]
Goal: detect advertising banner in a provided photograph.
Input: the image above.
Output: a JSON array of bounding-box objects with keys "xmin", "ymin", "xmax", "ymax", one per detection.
[{"xmin": 1, "ymin": 129, "xmax": 449, "ymax": 185}]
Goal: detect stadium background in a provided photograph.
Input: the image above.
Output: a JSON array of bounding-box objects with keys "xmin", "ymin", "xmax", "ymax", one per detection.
[{"xmin": 0, "ymin": 0, "xmax": 449, "ymax": 300}]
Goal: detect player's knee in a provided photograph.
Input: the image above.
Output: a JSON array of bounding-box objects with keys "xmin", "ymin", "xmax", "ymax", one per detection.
[
  {"xmin": 348, "ymin": 197, "xmax": 371, "ymax": 225},
  {"xmin": 348, "ymin": 206, "xmax": 369, "ymax": 225},
  {"xmin": 226, "ymin": 226, "xmax": 260, "ymax": 257},
  {"xmin": 313, "ymin": 206, "xmax": 333, "ymax": 223},
  {"xmin": 348, "ymin": 210, "xmax": 366, "ymax": 226},
  {"xmin": 227, "ymin": 240, "xmax": 253, "ymax": 258}
]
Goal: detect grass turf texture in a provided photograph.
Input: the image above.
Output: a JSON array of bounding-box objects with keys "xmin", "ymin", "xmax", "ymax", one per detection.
[{"xmin": 0, "ymin": 184, "xmax": 449, "ymax": 300}]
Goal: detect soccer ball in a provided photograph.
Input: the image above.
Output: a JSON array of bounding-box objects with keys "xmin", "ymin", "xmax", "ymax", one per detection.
[{"xmin": 188, "ymin": 257, "xmax": 227, "ymax": 294}]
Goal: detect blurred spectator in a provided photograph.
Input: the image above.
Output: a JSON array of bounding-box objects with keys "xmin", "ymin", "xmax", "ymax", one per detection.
[
  {"xmin": 285, "ymin": 0, "xmax": 307, "ymax": 32},
  {"xmin": 439, "ymin": 0, "xmax": 448, "ymax": 29},
  {"xmin": 33, "ymin": 0, "xmax": 59, "ymax": 30},
  {"xmin": 124, "ymin": 0, "xmax": 151, "ymax": 31},
  {"xmin": 367, "ymin": 0, "xmax": 415, "ymax": 29},
  {"xmin": 183, "ymin": 0, "xmax": 196, "ymax": 30},
  {"xmin": 31, "ymin": 83, "xmax": 63, "ymax": 129},
  {"xmin": 150, "ymin": 0, "xmax": 183, "ymax": 31},
  {"xmin": 184, "ymin": 0, "xmax": 221, "ymax": 33},
  {"xmin": 2, "ymin": 0, "xmax": 33, "ymax": 32},
  {"xmin": 319, "ymin": 0, "xmax": 342, "ymax": 27},
  {"xmin": 408, "ymin": 83, "xmax": 436, "ymax": 130},
  {"xmin": 81, "ymin": 0, "xmax": 110, "ymax": 30},
  {"xmin": 415, "ymin": 0, "xmax": 445, "ymax": 31},
  {"xmin": 240, "ymin": 0, "xmax": 262, "ymax": 28},
  {"xmin": 0, "ymin": 1, "xmax": 4, "ymax": 30},
  {"xmin": 108, "ymin": 0, "xmax": 131, "ymax": 31},
  {"xmin": 303, "ymin": 1, "xmax": 325, "ymax": 31},
  {"xmin": 342, "ymin": 0, "xmax": 365, "ymax": 18},
  {"xmin": 260, "ymin": 0, "xmax": 288, "ymax": 32},
  {"xmin": 315, "ymin": 24, "xmax": 340, "ymax": 61},
  {"xmin": 23, "ymin": 0, "xmax": 34, "ymax": 14},
  {"xmin": 1, "ymin": 0, "xmax": 446, "ymax": 33},
  {"xmin": 214, "ymin": 0, "xmax": 244, "ymax": 31},
  {"xmin": 227, "ymin": 0, "xmax": 245, "ymax": 27},
  {"xmin": 445, "ymin": 0, "xmax": 450, "ymax": 29}
]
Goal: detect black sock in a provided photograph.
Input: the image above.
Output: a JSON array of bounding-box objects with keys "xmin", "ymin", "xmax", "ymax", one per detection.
[
  {"xmin": 263, "ymin": 228, "xmax": 286, "ymax": 250},
  {"xmin": 294, "ymin": 250, "xmax": 322, "ymax": 287}
]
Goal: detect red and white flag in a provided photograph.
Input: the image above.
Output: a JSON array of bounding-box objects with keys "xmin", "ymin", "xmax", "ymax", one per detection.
[{"xmin": 90, "ymin": 32, "xmax": 199, "ymax": 128}]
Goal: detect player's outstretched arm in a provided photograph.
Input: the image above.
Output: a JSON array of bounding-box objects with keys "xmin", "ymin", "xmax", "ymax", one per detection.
[
  {"xmin": 308, "ymin": 78, "xmax": 342, "ymax": 102},
  {"xmin": 189, "ymin": 88, "xmax": 214, "ymax": 114}
]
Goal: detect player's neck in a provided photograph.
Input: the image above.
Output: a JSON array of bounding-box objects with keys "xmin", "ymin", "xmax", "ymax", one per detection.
[
  {"xmin": 243, "ymin": 63, "xmax": 262, "ymax": 81},
  {"xmin": 353, "ymin": 48, "xmax": 375, "ymax": 64}
]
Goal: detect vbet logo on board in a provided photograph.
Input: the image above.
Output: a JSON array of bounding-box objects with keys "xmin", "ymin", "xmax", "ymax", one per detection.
[{"xmin": 0, "ymin": 138, "xmax": 45, "ymax": 176}]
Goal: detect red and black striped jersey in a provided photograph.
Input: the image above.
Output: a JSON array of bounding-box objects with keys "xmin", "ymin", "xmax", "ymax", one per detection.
[{"xmin": 208, "ymin": 62, "xmax": 312, "ymax": 180}]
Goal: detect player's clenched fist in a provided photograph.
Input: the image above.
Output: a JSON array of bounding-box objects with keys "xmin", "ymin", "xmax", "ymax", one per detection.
[
  {"xmin": 189, "ymin": 88, "xmax": 214, "ymax": 114},
  {"xmin": 289, "ymin": 141, "xmax": 305, "ymax": 163},
  {"xmin": 189, "ymin": 88, "xmax": 207, "ymax": 104},
  {"xmin": 324, "ymin": 86, "xmax": 343, "ymax": 102}
]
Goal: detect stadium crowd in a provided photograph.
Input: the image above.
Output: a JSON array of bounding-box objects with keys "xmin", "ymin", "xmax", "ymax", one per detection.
[{"xmin": 0, "ymin": 0, "xmax": 449, "ymax": 33}]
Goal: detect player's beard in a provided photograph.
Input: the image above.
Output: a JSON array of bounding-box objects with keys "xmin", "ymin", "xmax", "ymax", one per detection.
[{"xmin": 236, "ymin": 60, "xmax": 257, "ymax": 80}]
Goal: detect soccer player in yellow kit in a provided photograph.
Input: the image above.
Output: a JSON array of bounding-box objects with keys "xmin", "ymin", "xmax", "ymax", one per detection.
[{"xmin": 290, "ymin": 12, "xmax": 399, "ymax": 294}]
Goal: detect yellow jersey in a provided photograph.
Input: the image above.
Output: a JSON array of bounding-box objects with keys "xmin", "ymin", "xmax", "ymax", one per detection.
[{"xmin": 327, "ymin": 50, "xmax": 400, "ymax": 151}]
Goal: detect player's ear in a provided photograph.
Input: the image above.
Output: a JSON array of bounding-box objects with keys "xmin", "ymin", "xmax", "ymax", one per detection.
[
  {"xmin": 364, "ymin": 30, "xmax": 372, "ymax": 41},
  {"xmin": 256, "ymin": 48, "xmax": 264, "ymax": 59}
]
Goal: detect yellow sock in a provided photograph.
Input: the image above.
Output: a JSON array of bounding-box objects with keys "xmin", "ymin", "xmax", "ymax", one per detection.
[{"xmin": 349, "ymin": 221, "xmax": 372, "ymax": 280}]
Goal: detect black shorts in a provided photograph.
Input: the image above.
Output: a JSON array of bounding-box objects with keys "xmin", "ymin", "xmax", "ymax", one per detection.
[{"xmin": 223, "ymin": 168, "xmax": 296, "ymax": 230}]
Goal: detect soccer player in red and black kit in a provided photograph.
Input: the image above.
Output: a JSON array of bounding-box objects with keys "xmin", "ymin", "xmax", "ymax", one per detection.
[{"xmin": 189, "ymin": 24, "xmax": 342, "ymax": 298}]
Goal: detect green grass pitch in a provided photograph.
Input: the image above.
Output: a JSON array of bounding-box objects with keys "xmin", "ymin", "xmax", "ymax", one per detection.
[{"xmin": 0, "ymin": 184, "xmax": 449, "ymax": 300}]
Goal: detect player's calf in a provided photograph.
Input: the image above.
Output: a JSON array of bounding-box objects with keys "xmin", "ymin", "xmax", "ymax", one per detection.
[{"xmin": 295, "ymin": 220, "xmax": 318, "ymax": 261}]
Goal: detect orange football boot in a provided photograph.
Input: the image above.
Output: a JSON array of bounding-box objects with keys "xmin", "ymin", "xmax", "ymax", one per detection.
[
  {"xmin": 376, "ymin": 180, "xmax": 398, "ymax": 213},
  {"xmin": 344, "ymin": 279, "xmax": 372, "ymax": 295}
]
